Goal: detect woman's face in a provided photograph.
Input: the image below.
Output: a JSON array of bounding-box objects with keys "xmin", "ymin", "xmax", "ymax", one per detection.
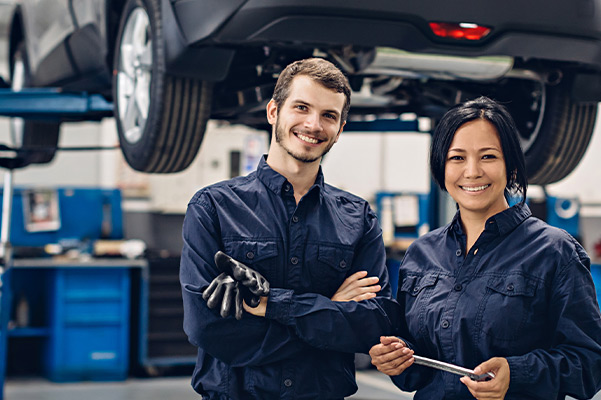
[{"xmin": 445, "ymin": 119, "xmax": 509, "ymax": 219}]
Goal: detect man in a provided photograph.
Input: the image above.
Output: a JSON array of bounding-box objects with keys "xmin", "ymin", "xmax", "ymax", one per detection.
[{"xmin": 180, "ymin": 58, "xmax": 398, "ymax": 399}]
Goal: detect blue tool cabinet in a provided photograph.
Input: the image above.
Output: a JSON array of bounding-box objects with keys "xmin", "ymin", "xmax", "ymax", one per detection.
[
  {"xmin": 3, "ymin": 259, "xmax": 145, "ymax": 383},
  {"xmin": 44, "ymin": 266, "xmax": 130, "ymax": 381}
]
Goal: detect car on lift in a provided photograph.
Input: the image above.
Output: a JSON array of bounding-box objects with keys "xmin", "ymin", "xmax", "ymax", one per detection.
[{"xmin": 0, "ymin": 0, "xmax": 600, "ymax": 184}]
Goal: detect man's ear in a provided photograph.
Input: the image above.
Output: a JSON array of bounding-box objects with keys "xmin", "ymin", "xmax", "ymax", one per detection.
[{"xmin": 266, "ymin": 99, "xmax": 278, "ymax": 125}]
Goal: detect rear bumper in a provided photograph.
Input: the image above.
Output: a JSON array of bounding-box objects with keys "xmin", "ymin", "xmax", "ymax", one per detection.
[{"xmin": 169, "ymin": 0, "xmax": 601, "ymax": 69}]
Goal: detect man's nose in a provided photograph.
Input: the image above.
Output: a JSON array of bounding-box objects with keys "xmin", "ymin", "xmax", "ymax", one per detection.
[{"xmin": 304, "ymin": 112, "xmax": 323, "ymax": 132}]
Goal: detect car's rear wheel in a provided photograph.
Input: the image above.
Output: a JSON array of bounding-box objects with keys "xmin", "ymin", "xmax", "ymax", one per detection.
[
  {"xmin": 10, "ymin": 43, "xmax": 60, "ymax": 166},
  {"xmin": 501, "ymin": 77, "xmax": 597, "ymax": 185},
  {"xmin": 113, "ymin": 0, "xmax": 212, "ymax": 173}
]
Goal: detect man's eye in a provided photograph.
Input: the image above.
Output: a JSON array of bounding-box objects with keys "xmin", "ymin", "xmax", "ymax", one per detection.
[
  {"xmin": 296, "ymin": 105, "xmax": 307, "ymax": 111},
  {"xmin": 323, "ymin": 113, "xmax": 336, "ymax": 120}
]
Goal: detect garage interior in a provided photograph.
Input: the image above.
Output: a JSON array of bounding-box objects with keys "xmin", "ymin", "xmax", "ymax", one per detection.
[{"xmin": 0, "ymin": 2, "xmax": 600, "ymax": 398}]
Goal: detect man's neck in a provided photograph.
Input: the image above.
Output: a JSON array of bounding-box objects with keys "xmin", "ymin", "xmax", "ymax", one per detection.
[{"xmin": 266, "ymin": 150, "xmax": 320, "ymax": 203}]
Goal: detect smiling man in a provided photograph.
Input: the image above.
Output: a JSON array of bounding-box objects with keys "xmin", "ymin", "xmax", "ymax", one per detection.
[{"xmin": 180, "ymin": 58, "xmax": 399, "ymax": 399}]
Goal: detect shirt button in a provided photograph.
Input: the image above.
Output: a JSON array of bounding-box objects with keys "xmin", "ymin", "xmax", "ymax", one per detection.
[
  {"xmin": 454, "ymin": 284, "xmax": 463, "ymax": 291},
  {"xmin": 284, "ymin": 184, "xmax": 291, "ymax": 192},
  {"xmin": 507, "ymin": 283, "xmax": 515, "ymax": 291},
  {"xmin": 413, "ymin": 287, "xmax": 419, "ymax": 294},
  {"xmin": 441, "ymin": 320, "xmax": 450, "ymax": 329},
  {"xmin": 284, "ymin": 379, "xmax": 293, "ymax": 387},
  {"xmin": 292, "ymin": 215, "xmax": 299, "ymax": 223},
  {"xmin": 339, "ymin": 260, "xmax": 347, "ymax": 269},
  {"xmin": 290, "ymin": 257, "xmax": 299, "ymax": 265},
  {"xmin": 246, "ymin": 251, "xmax": 255, "ymax": 260},
  {"xmin": 473, "ymin": 248, "xmax": 479, "ymax": 255},
  {"xmin": 455, "ymin": 249, "xmax": 462, "ymax": 257}
]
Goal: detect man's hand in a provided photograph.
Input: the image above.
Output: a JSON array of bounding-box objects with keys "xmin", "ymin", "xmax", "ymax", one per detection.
[
  {"xmin": 331, "ymin": 271, "xmax": 381, "ymax": 302},
  {"xmin": 460, "ymin": 357, "xmax": 510, "ymax": 400},
  {"xmin": 202, "ymin": 272, "xmax": 244, "ymax": 320},
  {"xmin": 369, "ymin": 336, "xmax": 414, "ymax": 376},
  {"xmin": 243, "ymin": 296, "xmax": 268, "ymax": 317},
  {"xmin": 214, "ymin": 251, "xmax": 270, "ymax": 299}
]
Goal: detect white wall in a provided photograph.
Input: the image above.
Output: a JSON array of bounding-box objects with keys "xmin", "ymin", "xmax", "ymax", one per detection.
[{"xmin": 322, "ymin": 131, "xmax": 431, "ymax": 203}]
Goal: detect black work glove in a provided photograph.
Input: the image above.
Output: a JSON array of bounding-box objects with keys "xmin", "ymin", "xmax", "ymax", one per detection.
[
  {"xmin": 214, "ymin": 251, "xmax": 270, "ymax": 307},
  {"xmin": 202, "ymin": 272, "xmax": 244, "ymax": 320}
]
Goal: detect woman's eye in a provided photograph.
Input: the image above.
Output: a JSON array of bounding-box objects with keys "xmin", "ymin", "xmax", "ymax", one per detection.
[
  {"xmin": 482, "ymin": 154, "xmax": 497, "ymax": 160},
  {"xmin": 448, "ymin": 155, "xmax": 463, "ymax": 161}
]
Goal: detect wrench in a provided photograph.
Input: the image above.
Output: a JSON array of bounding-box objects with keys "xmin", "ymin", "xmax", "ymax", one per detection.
[{"xmin": 413, "ymin": 355, "xmax": 495, "ymax": 382}]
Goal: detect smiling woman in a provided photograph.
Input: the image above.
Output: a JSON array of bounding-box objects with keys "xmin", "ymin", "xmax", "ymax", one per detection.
[
  {"xmin": 444, "ymin": 119, "xmax": 509, "ymax": 224},
  {"xmin": 369, "ymin": 97, "xmax": 601, "ymax": 400}
]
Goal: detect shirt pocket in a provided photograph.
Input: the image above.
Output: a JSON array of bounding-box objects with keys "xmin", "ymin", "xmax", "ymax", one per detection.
[
  {"xmin": 310, "ymin": 244, "xmax": 354, "ymax": 297},
  {"xmin": 223, "ymin": 240, "xmax": 279, "ymax": 282},
  {"xmin": 477, "ymin": 275, "xmax": 538, "ymax": 342},
  {"xmin": 400, "ymin": 274, "xmax": 439, "ymax": 297},
  {"xmin": 398, "ymin": 273, "xmax": 439, "ymax": 335}
]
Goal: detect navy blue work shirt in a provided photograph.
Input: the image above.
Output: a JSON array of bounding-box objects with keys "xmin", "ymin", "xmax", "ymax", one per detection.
[
  {"xmin": 392, "ymin": 203, "xmax": 601, "ymax": 400},
  {"xmin": 180, "ymin": 157, "xmax": 398, "ymax": 399}
]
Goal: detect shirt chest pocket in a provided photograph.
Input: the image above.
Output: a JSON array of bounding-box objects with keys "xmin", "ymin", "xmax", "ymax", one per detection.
[
  {"xmin": 478, "ymin": 275, "xmax": 538, "ymax": 342},
  {"xmin": 309, "ymin": 245, "xmax": 354, "ymax": 297},
  {"xmin": 400, "ymin": 274, "xmax": 439, "ymax": 298},
  {"xmin": 398, "ymin": 274, "xmax": 439, "ymax": 336},
  {"xmin": 223, "ymin": 240, "xmax": 279, "ymax": 282}
]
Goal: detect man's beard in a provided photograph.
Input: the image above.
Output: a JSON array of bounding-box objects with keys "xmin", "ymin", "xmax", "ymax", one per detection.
[{"xmin": 274, "ymin": 117, "xmax": 337, "ymax": 163}]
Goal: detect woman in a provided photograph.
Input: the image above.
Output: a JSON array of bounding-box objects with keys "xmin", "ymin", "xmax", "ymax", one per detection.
[{"xmin": 370, "ymin": 97, "xmax": 601, "ymax": 399}]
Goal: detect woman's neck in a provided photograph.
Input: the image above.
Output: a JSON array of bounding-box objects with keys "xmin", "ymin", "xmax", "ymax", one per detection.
[{"xmin": 459, "ymin": 202, "xmax": 509, "ymax": 253}]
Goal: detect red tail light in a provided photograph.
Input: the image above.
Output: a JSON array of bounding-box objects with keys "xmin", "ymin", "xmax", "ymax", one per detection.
[{"xmin": 429, "ymin": 22, "xmax": 491, "ymax": 41}]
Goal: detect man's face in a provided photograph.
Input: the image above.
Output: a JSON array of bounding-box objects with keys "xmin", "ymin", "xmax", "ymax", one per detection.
[{"xmin": 267, "ymin": 75, "xmax": 346, "ymax": 164}]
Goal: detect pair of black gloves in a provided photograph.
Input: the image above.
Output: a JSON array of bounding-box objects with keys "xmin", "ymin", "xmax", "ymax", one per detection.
[{"xmin": 202, "ymin": 251, "xmax": 270, "ymax": 320}]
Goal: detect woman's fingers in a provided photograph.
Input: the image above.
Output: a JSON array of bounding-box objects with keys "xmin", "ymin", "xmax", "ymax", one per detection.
[{"xmin": 331, "ymin": 271, "xmax": 381, "ymax": 301}]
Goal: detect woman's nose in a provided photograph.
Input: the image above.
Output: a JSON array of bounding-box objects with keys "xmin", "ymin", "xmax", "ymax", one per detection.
[{"xmin": 464, "ymin": 158, "xmax": 482, "ymax": 177}]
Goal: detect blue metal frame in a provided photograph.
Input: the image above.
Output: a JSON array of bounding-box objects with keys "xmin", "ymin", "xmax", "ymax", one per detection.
[{"xmin": 0, "ymin": 88, "xmax": 112, "ymax": 120}]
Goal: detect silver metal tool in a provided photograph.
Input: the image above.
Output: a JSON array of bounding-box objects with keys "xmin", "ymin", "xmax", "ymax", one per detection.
[{"xmin": 413, "ymin": 355, "xmax": 495, "ymax": 382}]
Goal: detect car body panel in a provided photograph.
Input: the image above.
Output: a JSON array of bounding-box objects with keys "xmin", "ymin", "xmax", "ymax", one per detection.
[{"xmin": 2, "ymin": 0, "xmax": 601, "ymax": 88}]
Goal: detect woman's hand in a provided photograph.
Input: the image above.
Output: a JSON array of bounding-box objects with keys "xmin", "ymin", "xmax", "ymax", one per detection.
[
  {"xmin": 331, "ymin": 270, "xmax": 381, "ymax": 302},
  {"xmin": 460, "ymin": 357, "xmax": 510, "ymax": 400},
  {"xmin": 369, "ymin": 336, "xmax": 414, "ymax": 376}
]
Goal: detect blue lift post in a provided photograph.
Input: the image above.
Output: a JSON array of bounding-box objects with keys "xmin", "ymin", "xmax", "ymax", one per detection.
[{"xmin": 0, "ymin": 88, "xmax": 113, "ymax": 399}]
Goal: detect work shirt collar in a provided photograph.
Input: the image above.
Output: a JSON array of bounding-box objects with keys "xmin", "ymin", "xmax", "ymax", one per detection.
[
  {"xmin": 256, "ymin": 156, "xmax": 324, "ymax": 200},
  {"xmin": 448, "ymin": 201, "xmax": 532, "ymax": 237}
]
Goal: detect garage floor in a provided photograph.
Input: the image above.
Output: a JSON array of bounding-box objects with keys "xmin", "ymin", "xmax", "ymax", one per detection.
[
  {"xmin": 5, "ymin": 370, "xmax": 601, "ymax": 400},
  {"xmin": 5, "ymin": 370, "xmax": 411, "ymax": 400}
]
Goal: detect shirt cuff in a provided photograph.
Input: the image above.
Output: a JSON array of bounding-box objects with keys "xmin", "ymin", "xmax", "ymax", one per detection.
[
  {"xmin": 505, "ymin": 355, "xmax": 531, "ymax": 393},
  {"xmin": 265, "ymin": 288, "xmax": 294, "ymax": 323}
]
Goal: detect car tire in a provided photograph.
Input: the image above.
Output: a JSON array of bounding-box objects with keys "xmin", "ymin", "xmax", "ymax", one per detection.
[
  {"xmin": 113, "ymin": 0, "xmax": 212, "ymax": 173},
  {"xmin": 506, "ymin": 78, "xmax": 597, "ymax": 185},
  {"xmin": 10, "ymin": 43, "xmax": 60, "ymax": 166}
]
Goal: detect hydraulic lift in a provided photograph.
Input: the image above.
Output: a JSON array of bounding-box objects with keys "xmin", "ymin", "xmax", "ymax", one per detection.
[{"xmin": 0, "ymin": 87, "xmax": 113, "ymax": 399}]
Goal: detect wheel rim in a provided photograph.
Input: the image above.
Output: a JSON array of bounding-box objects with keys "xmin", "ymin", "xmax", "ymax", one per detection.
[
  {"xmin": 517, "ymin": 80, "xmax": 546, "ymax": 153},
  {"xmin": 10, "ymin": 55, "xmax": 26, "ymax": 147},
  {"xmin": 117, "ymin": 7, "xmax": 152, "ymax": 145}
]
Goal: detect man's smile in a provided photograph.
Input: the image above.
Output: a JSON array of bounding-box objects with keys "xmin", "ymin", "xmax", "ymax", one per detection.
[{"xmin": 294, "ymin": 131, "xmax": 323, "ymax": 145}]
